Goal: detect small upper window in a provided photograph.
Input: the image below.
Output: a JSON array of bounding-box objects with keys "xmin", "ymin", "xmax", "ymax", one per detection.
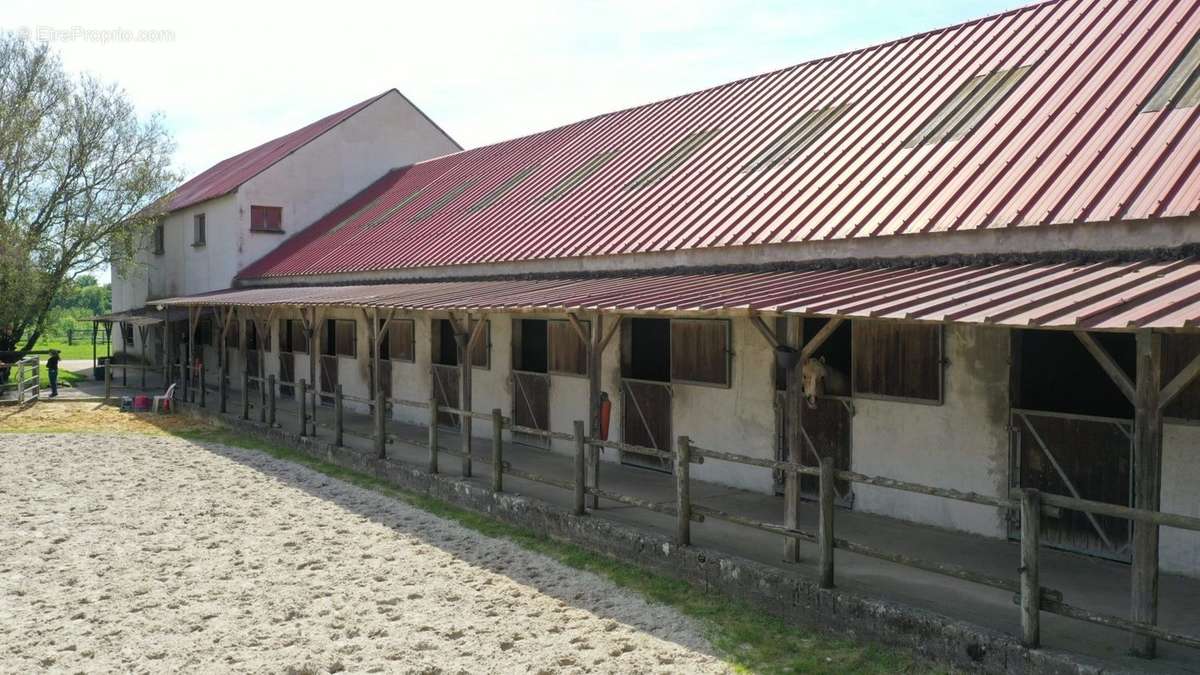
[
  {"xmin": 193, "ymin": 213, "xmax": 206, "ymax": 246},
  {"xmin": 250, "ymin": 205, "xmax": 283, "ymax": 232},
  {"xmin": 470, "ymin": 166, "xmax": 538, "ymax": 213},
  {"xmin": 152, "ymin": 223, "xmax": 165, "ymax": 255},
  {"xmin": 410, "ymin": 180, "xmax": 476, "ymax": 223},
  {"xmin": 627, "ymin": 130, "xmax": 718, "ymax": 188},
  {"xmin": 541, "ymin": 150, "xmax": 619, "ymax": 202},
  {"xmin": 903, "ymin": 66, "xmax": 1032, "ymax": 148},
  {"xmin": 1143, "ymin": 31, "xmax": 1200, "ymax": 112},
  {"xmin": 744, "ymin": 105, "xmax": 849, "ymax": 172}
]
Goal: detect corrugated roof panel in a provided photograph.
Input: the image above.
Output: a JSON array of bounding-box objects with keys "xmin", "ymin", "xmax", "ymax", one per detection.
[
  {"xmin": 239, "ymin": 0, "xmax": 1200, "ymax": 281},
  {"xmin": 169, "ymin": 257, "xmax": 1200, "ymax": 329}
]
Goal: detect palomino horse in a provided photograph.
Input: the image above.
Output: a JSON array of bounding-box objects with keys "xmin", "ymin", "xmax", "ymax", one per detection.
[{"xmin": 801, "ymin": 357, "xmax": 848, "ymax": 408}]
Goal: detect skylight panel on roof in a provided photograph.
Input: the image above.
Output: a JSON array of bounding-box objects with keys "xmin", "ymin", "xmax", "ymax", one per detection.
[
  {"xmin": 469, "ymin": 165, "xmax": 538, "ymax": 213},
  {"xmin": 627, "ymin": 130, "xmax": 719, "ymax": 188},
  {"xmin": 360, "ymin": 189, "xmax": 424, "ymax": 229},
  {"xmin": 1143, "ymin": 31, "xmax": 1200, "ymax": 112},
  {"xmin": 743, "ymin": 105, "xmax": 849, "ymax": 172},
  {"xmin": 903, "ymin": 66, "xmax": 1032, "ymax": 148},
  {"xmin": 410, "ymin": 180, "xmax": 476, "ymax": 223},
  {"xmin": 540, "ymin": 151, "xmax": 619, "ymax": 202}
]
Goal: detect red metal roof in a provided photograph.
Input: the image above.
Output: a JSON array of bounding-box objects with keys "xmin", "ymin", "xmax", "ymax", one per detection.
[
  {"xmin": 167, "ymin": 91, "xmax": 392, "ymax": 212},
  {"xmin": 166, "ymin": 257, "xmax": 1200, "ymax": 329},
  {"xmin": 239, "ymin": 0, "xmax": 1200, "ymax": 280}
]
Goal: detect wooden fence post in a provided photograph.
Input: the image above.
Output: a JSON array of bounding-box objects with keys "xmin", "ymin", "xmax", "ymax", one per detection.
[
  {"xmin": 267, "ymin": 374, "xmax": 277, "ymax": 427},
  {"xmin": 241, "ymin": 368, "xmax": 250, "ymax": 420},
  {"xmin": 676, "ymin": 435, "xmax": 692, "ymax": 546},
  {"xmin": 334, "ymin": 384, "xmax": 344, "ymax": 447},
  {"xmin": 17, "ymin": 361, "xmax": 24, "ymax": 404},
  {"xmin": 819, "ymin": 456, "xmax": 835, "ymax": 589},
  {"xmin": 1021, "ymin": 488, "xmax": 1042, "ymax": 648},
  {"xmin": 574, "ymin": 420, "xmax": 586, "ymax": 515},
  {"xmin": 375, "ymin": 391, "xmax": 387, "ymax": 459},
  {"xmin": 298, "ymin": 379, "xmax": 307, "ymax": 437},
  {"xmin": 489, "ymin": 409, "xmax": 503, "ymax": 492},
  {"xmin": 103, "ymin": 361, "xmax": 112, "ymax": 402},
  {"xmin": 428, "ymin": 399, "xmax": 440, "ymax": 474}
]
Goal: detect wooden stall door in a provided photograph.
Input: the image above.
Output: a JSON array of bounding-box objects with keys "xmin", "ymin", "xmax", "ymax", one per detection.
[
  {"xmin": 319, "ymin": 354, "xmax": 338, "ymax": 405},
  {"xmin": 621, "ymin": 379, "xmax": 673, "ymax": 472},
  {"xmin": 246, "ymin": 349, "xmax": 260, "ymax": 391},
  {"xmin": 431, "ymin": 363, "xmax": 460, "ymax": 429},
  {"xmin": 378, "ymin": 359, "xmax": 392, "ymax": 399},
  {"xmin": 797, "ymin": 396, "xmax": 853, "ymax": 506},
  {"xmin": 279, "ymin": 353, "xmax": 295, "ymax": 397},
  {"xmin": 512, "ymin": 370, "xmax": 550, "ymax": 447},
  {"xmin": 1010, "ymin": 410, "xmax": 1132, "ymax": 561}
]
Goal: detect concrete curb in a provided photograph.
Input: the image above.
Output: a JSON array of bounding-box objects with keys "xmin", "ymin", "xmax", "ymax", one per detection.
[{"xmin": 185, "ymin": 406, "xmax": 1112, "ymax": 674}]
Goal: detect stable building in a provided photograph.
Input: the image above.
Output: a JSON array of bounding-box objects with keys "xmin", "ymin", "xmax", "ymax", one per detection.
[{"xmin": 116, "ymin": 0, "xmax": 1200, "ymax": 662}]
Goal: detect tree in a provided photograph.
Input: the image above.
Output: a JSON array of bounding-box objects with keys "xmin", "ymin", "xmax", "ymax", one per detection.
[{"xmin": 0, "ymin": 33, "xmax": 178, "ymax": 353}]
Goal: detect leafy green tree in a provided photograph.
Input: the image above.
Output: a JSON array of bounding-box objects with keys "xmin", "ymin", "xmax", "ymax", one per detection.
[{"xmin": 0, "ymin": 33, "xmax": 178, "ymax": 353}]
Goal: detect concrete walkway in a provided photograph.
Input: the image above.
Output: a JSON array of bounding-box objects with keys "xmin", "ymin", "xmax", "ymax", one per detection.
[{"xmin": 65, "ymin": 378, "xmax": 1200, "ymax": 672}]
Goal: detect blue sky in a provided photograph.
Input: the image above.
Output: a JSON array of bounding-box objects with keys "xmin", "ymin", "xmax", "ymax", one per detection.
[{"xmin": 6, "ymin": 0, "xmax": 1022, "ymax": 282}]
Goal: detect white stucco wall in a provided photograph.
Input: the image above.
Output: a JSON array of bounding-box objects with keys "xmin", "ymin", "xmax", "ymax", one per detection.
[
  {"xmin": 851, "ymin": 325, "xmax": 1012, "ymax": 538},
  {"xmin": 1162, "ymin": 423, "xmax": 1200, "ymax": 576},
  {"xmin": 113, "ymin": 90, "xmax": 459, "ymax": 319}
]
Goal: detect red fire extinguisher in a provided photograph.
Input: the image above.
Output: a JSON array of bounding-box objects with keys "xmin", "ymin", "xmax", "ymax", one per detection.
[{"xmin": 598, "ymin": 391, "xmax": 612, "ymax": 440}]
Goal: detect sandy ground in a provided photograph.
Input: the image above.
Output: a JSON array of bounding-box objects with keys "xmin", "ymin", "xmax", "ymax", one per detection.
[
  {"xmin": 0, "ymin": 402, "xmax": 210, "ymax": 434},
  {"xmin": 0, "ymin": 431, "xmax": 730, "ymax": 674}
]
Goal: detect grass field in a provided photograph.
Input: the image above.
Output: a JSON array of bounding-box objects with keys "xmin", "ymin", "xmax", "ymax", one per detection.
[
  {"xmin": 2, "ymin": 403, "xmax": 940, "ymax": 674},
  {"xmin": 29, "ymin": 339, "xmax": 112, "ymax": 361}
]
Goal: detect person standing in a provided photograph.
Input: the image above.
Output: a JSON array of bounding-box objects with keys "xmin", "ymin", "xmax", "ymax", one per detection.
[{"xmin": 47, "ymin": 349, "xmax": 60, "ymax": 398}]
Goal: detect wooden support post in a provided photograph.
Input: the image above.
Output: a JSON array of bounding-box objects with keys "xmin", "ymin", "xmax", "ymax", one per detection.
[
  {"xmin": 818, "ymin": 455, "xmax": 835, "ymax": 589},
  {"xmin": 451, "ymin": 313, "xmax": 487, "ymax": 478},
  {"xmin": 587, "ymin": 313, "xmax": 608, "ymax": 509},
  {"xmin": 267, "ymin": 374, "xmax": 277, "ymax": 427},
  {"xmin": 298, "ymin": 379, "xmax": 308, "ymax": 437},
  {"xmin": 784, "ymin": 315, "xmax": 803, "ymax": 562},
  {"xmin": 428, "ymin": 398, "xmax": 440, "ymax": 474},
  {"xmin": 334, "ymin": 384, "xmax": 344, "ymax": 447},
  {"xmin": 187, "ymin": 307, "xmax": 198, "ymax": 403},
  {"xmin": 139, "ymin": 326, "xmax": 147, "ymax": 390},
  {"xmin": 164, "ymin": 319, "xmax": 172, "ymax": 385},
  {"xmin": 1131, "ymin": 329, "xmax": 1163, "ymax": 658},
  {"xmin": 104, "ymin": 359, "xmax": 112, "ymax": 401},
  {"xmin": 241, "ymin": 367, "xmax": 250, "ymax": 420},
  {"xmin": 491, "ymin": 408, "xmax": 503, "ymax": 492},
  {"xmin": 218, "ymin": 368, "xmax": 228, "ymax": 414},
  {"xmin": 199, "ymin": 361, "xmax": 207, "ymax": 408},
  {"xmin": 676, "ymin": 435, "xmax": 692, "ymax": 546},
  {"xmin": 574, "ymin": 419, "xmax": 586, "ymax": 515},
  {"xmin": 375, "ymin": 391, "xmax": 387, "ymax": 459},
  {"xmin": 1020, "ymin": 488, "xmax": 1042, "ymax": 648}
]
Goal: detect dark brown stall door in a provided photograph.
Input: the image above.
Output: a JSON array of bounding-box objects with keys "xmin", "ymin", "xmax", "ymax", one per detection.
[
  {"xmin": 621, "ymin": 318, "xmax": 674, "ymax": 472},
  {"xmin": 622, "ymin": 379, "xmax": 673, "ymax": 471},
  {"xmin": 1011, "ymin": 411, "xmax": 1132, "ymax": 561},
  {"xmin": 319, "ymin": 355, "xmax": 338, "ymax": 405},
  {"xmin": 1010, "ymin": 329, "xmax": 1135, "ymax": 562},
  {"xmin": 431, "ymin": 364, "xmax": 460, "ymax": 429},
  {"xmin": 278, "ymin": 353, "xmax": 295, "ymax": 397},
  {"xmin": 512, "ymin": 319, "xmax": 551, "ymax": 447}
]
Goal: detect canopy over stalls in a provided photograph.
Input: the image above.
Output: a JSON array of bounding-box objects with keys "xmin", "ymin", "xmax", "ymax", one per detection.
[{"xmin": 157, "ymin": 257, "xmax": 1200, "ymax": 331}]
